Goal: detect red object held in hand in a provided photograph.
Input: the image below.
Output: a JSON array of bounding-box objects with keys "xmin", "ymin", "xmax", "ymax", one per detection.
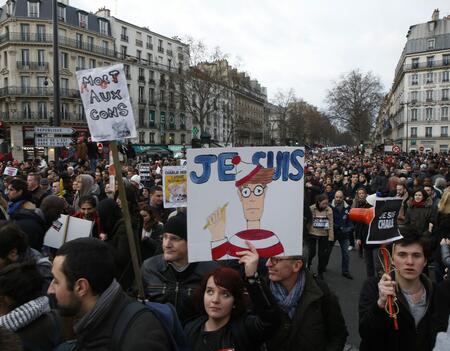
[{"xmin": 348, "ymin": 207, "xmax": 375, "ymax": 225}]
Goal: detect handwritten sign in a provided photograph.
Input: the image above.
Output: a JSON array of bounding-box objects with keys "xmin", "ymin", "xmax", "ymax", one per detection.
[
  {"xmin": 3, "ymin": 167, "xmax": 18, "ymax": 176},
  {"xmin": 76, "ymin": 64, "xmax": 137, "ymax": 142},
  {"xmin": 187, "ymin": 147, "xmax": 305, "ymax": 262},
  {"xmin": 44, "ymin": 215, "xmax": 93, "ymax": 249},
  {"xmin": 162, "ymin": 166, "xmax": 187, "ymax": 208}
]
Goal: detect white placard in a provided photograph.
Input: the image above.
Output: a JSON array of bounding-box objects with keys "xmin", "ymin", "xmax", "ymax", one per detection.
[
  {"xmin": 76, "ymin": 64, "xmax": 137, "ymax": 142},
  {"xmin": 162, "ymin": 166, "xmax": 187, "ymax": 208},
  {"xmin": 3, "ymin": 167, "xmax": 18, "ymax": 176},
  {"xmin": 187, "ymin": 147, "xmax": 305, "ymax": 262},
  {"xmin": 44, "ymin": 215, "xmax": 93, "ymax": 249}
]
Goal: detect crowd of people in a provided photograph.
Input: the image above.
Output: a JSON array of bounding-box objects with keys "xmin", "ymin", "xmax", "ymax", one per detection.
[{"xmin": 0, "ymin": 145, "xmax": 449, "ymax": 351}]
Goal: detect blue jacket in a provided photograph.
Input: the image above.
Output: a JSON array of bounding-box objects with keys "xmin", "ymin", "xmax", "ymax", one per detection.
[{"xmin": 331, "ymin": 200, "xmax": 354, "ymax": 236}]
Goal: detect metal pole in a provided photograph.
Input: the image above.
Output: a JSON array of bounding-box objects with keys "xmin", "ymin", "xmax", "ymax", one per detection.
[{"xmin": 52, "ymin": 0, "xmax": 61, "ymax": 161}]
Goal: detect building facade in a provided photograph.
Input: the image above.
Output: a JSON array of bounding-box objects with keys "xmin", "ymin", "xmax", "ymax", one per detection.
[
  {"xmin": 94, "ymin": 8, "xmax": 190, "ymax": 148},
  {"xmin": 379, "ymin": 9, "xmax": 450, "ymax": 153},
  {"xmin": 0, "ymin": 0, "xmax": 115, "ymax": 160}
]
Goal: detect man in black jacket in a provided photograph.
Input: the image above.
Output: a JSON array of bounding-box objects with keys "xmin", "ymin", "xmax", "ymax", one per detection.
[
  {"xmin": 141, "ymin": 212, "xmax": 218, "ymax": 324},
  {"xmin": 359, "ymin": 232, "xmax": 436, "ymax": 351},
  {"xmin": 265, "ymin": 254, "xmax": 348, "ymax": 351},
  {"xmin": 48, "ymin": 238, "xmax": 170, "ymax": 351}
]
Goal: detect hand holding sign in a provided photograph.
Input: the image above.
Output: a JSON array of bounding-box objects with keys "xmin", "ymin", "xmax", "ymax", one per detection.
[
  {"xmin": 377, "ymin": 273, "xmax": 397, "ymax": 309},
  {"xmin": 205, "ymin": 203, "xmax": 228, "ymax": 241}
]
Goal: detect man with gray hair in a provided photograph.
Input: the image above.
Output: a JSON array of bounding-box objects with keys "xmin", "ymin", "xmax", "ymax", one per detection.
[
  {"xmin": 265, "ymin": 253, "xmax": 348, "ymax": 351},
  {"xmin": 434, "ymin": 178, "xmax": 447, "ymax": 199}
]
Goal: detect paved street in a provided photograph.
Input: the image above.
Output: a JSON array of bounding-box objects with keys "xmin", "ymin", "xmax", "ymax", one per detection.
[{"xmin": 310, "ymin": 244, "xmax": 368, "ymax": 350}]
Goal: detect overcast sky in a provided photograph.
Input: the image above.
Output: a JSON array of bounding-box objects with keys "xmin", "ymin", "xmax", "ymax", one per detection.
[{"xmin": 75, "ymin": 0, "xmax": 450, "ymax": 109}]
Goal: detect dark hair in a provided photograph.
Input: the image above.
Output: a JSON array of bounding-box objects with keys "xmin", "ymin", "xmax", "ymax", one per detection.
[
  {"xmin": 413, "ymin": 189, "xmax": 428, "ymax": 201},
  {"xmin": 78, "ymin": 195, "xmax": 97, "ymax": 209},
  {"xmin": 395, "ymin": 227, "xmax": 431, "ymax": 259},
  {"xmin": 315, "ymin": 194, "xmax": 328, "ymax": 208},
  {"xmin": 97, "ymin": 198, "xmax": 122, "ymax": 235},
  {"xmin": 150, "ymin": 185, "xmax": 163, "ymax": 195},
  {"xmin": 0, "ymin": 223, "xmax": 28, "ymax": 259},
  {"xmin": 0, "ymin": 261, "xmax": 43, "ymax": 309},
  {"xmin": 27, "ymin": 172, "xmax": 41, "ymax": 184},
  {"xmin": 56, "ymin": 238, "xmax": 115, "ymax": 295},
  {"xmin": 9, "ymin": 178, "xmax": 29, "ymax": 195},
  {"xmin": 0, "ymin": 326, "xmax": 23, "ymax": 351},
  {"xmin": 195, "ymin": 266, "xmax": 247, "ymax": 318},
  {"xmin": 140, "ymin": 205, "xmax": 158, "ymax": 230}
]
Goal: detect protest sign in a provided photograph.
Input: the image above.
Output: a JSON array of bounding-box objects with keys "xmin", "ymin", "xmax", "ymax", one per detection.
[
  {"xmin": 162, "ymin": 166, "xmax": 187, "ymax": 208},
  {"xmin": 366, "ymin": 197, "xmax": 403, "ymax": 244},
  {"xmin": 44, "ymin": 215, "xmax": 93, "ymax": 249},
  {"xmin": 187, "ymin": 147, "xmax": 305, "ymax": 262},
  {"xmin": 139, "ymin": 163, "xmax": 151, "ymax": 182},
  {"xmin": 3, "ymin": 167, "xmax": 18, "ymax": 176},
  {"xmin": 76, "ymin": 64, "xmax": 136, "ymax": 142}
]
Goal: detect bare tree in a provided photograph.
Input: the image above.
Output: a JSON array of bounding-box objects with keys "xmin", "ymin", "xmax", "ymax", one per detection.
[
  {"xmin": 326, "ymin": 69, "xmax": 384, "ymax": 142},
  {"xmin": 271, "ymin": 89, "xmax": 296, "ymax": 145}
]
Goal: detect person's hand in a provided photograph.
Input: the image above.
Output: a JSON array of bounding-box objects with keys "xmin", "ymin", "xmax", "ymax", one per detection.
[
  {"xmin": 377, "ymin": 273, "xmax": 396, "ymax": 309},
  {"xmin": 429, "ymin": 223, "xmax": 434, "ymax": 233},
  {"xmin": 205, "ymin": 204, "xmax": 227, "ymax": 241},
  {"xmin": 441, "ymin": 238, "xmax": 448, "ymax": 246},
  {"xmin": 357, "ymin": 239, "xmax": 362, "ymax": 248},
  {"xmin": 305, "ymin": 182, "xmax": 312, "ymax": 188},
  {"xmin": 236, "ymin": 240, "xmax": 259, "ymax": 278},
  {"xmin": 99, "ymin": 233, "xmax": 108, "ymax": 241}
]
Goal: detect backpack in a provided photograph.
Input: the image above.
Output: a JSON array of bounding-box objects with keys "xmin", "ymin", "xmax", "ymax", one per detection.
[{"xmin": 112, "ymin": 300, "xmax": 189, "ymax": 351}]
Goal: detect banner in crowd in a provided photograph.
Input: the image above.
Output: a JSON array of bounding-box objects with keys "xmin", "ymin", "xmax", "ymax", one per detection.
[
  {"xmin": 162, "ymin": 166, "xmax": 187, "ymax": 208},
  {"xmin": 139, "ymin": 163, "xmax": 151, "ymax": 182},
  {"xmin": 187, "ymin": 147, "xmax": 305, "ymax": 262},
  {"xmin": 76, "ymin": 64, "xmax": 136, "ymax": 142},
  {"xmin": 3, "ymin": 167, "xmax": 18, "ymax": 176},
  {"xmin": 44, "ymin": 215, "xmax": 93, "ymax": 249},
  {"xmin": 366, "ymin": 198, "xmax": 403, "ymax": 244}
]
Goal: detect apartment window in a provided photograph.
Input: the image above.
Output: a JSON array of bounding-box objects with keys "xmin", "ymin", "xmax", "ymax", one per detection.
[
  {"xmin": 124, "ymin": 64, "xmax": 130, "ymax": 78},
  {"xmin": 425, "ymin": 127, "xmax": 432, "ymax": 137},
  {"xmin": 149, "ymin": 132, "xmax": 155, "ymax": 143},
  {"xmin": 137, "ymin": 50, "xmax": 142, "ymax": 62},
  {"xmin": 411, "ymin": 108, "xmax": 418, "ymax": 121},
  {"xmin": 169, "ymin": 133, "xmax": 175, "ymax": 145},
  {"xmin": 427, "ymin": 39, "xmax": 435, "ymax": 50},
  {"xmin": 20, "ymin": 24, "xmax": 30, "ymax": 41},
  {"xmin": 180, "ymin": 114, "xmax": 185, "ymax": 128},
  {"xmin": 411, "ymin": 90, "xmax": 418, "ymax": 103},
  {"xmin": 57, "ymin": 5, "xmax": 66, "ymax": 21},
  {"xmin": 180, "ymin": 133, "xmax": 186, "ymax": 144},
  {"xmin": 37, "ymin": 76, "xmax": 46, "ymax": 93},
  {"xmin": 102, "ymin": 40, "xmax": 109, "ymax": 55},
  {"xmin": 149, "ymin": 70, "xmax": 155, "ymax": 81},
  {"xmin": 138, "ymin": 68, "xmax": 144, "ymax": 81},
  {"xmin": 79, "ymin": 13, "xmax": 88, "ymax": 28},
  {"xmin": 139, "ymin": 109, "xmax": 145, "ymax": 127},
  {"xmin": 89, "ymin": 59, "xmax": 96, "ymax": 68},
  {"xmin": 37, "ymin": 101, "xmax": 47, "ymax": 119},
  {"xmin": 76, "ymin": 33, "xmax": 83, "ymax": 49},
  {"xmin": 444, "ymin": 71, "xmax": 450, "ymax": 82},
  {"xmin": 120, "ymin": 46, "xmax": 127, "ymax": 59},
  {"xmin": 36, "ymin": 25, "xmax": 46, "ymax": 41},
  {"xmin": 158, "ymin": 39, "xmax": 164, "ymax": 53},
  {"xmin": 442, "ymin": 107, "xmax": 449, "ymax": 120},
  {"xmin": 87, "ymin": 36, "xmax": 94, "ymax": 51},
  {"xmin": 147, "ymin": 53, "xmax": 153, "ymax": 64},
  {"xmin": 147, "ymin": 35, "xmax": 152, "ymax": 49},
  {"xmin": 21, "ymin": 76, "xmax": 30, "ymax": 93},
  {"xmin": 149, "ymin": 110, "xmax": 155, "ymax": 126},
  {"xmin": 138, "ymin": 86, "xmax": 144, "ymax": 102},
  {"xmin": 426, "ymin": 90, "xmax": 433, "ymax": 101},
  {"xmin": 59, "ymin": 52, "xmax": 69, "ymax": 68},
  {"xmin": 77, "ymin": 104, "xmax": 85, "ymax": 120},
  {"xmin": 427, "ymin": 56, "xmax": 434, "ymax": 67},
  {"xmin": 61, "ymin": 103, "xmax": 69, "ymax": 121},
  {"xmin": 22, "ymin": 102, "xmax": 32, "ymax": 119},
  {"xmin": 444, "ymin": 55, "xmax": 450, "ymax": 66},
  {"xmin": 426, "ymin": 107, "xmax": 433, "ymax": 120},
  {"xmin": 136, "ymin": 32, "xmax": 142, "ymax": 47},
  {"xmin": 442, "ymin": 88, "xmax": 449, "ymax": 101},
  {"xmin": 442, "ymin": 126, "xmax": 449, "ymax": 137},
  {"xmin": 77, "ymin": 56, "xmax": 85, "ymax": 70},
  {"xmin": 149, "ymin": 88, "xmax": 155, "ymax": 103},
  {"xmin": 411, "ymin": 127, "xmax": 417, "ymax": 137},
  {"xmin": 37, "ymin": 50, "xmax": 45, "ymax": 66},
  {"xmin": 411, "ymin": 73, "xmax": 418, "ymax": 85},
  {"xmin": 121, "ymin": 27, "xmax": 128, "ymax": 41},
  {"xmin": 426, "ymin": 72, "xmax": 433, "ymax": 83},
  {"xmin": 27, "ymin": 1, "xmax": 40, "ymax": 17},
  {"xmin": 139, "ymin": 132, "xmax": 145, "ymax": 144},
  {"xmin": 412, "ymin": 58, "xmax": 419, "ymax": 69},
  {"xmin": 168, "ymin": 59, "xmax": 172, "ymax": 70},
  {"xmin": 99, "ymin": 20, "xmax": 109, "ymax": 35},
  {"xmin": 21, "ymin": 49, "xmax": 30, "ymax": 65},
  {"xmin": 160, "ymin": 90, "xmax": 165, "ymax": 103},
  {"xmin": 60, "ymin": 78, "xmax": 69, "ymax": 93}
]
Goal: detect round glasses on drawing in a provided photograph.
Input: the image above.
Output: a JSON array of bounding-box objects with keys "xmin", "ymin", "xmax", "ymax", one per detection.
[{"xmin": 240, "ymin": 185, "xmax": 266, "ymax": 198}]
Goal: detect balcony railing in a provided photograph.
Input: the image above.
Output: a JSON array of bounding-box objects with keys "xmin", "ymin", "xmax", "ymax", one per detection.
[
  {"xmin": 146, "ymin": 43, "xmax": 153, "ymax": 50},
  {"xmin": 138, "ymin": 99, "xmax": 146, "ymax": 105},
  {"xmin": 149, "ymin": 100, "xmax": 156, "ymax": 106},
  {"xmin": 138, "ymin": 75, "xmax": 145, "ymax": 82},
  {"xmin": 0, "ymin": 86, "xmax": 81, "ymax": 98},
  {"xmin": 17, "ymin": 62, "xmax": 49, "ymax": 71},
  {"xmin": 157, "ymin": 47, "xmax": 164, "ymax": 53},
  {"xmin": 404, "ymin": 59, "xmax": 450, "ymax": 70},
  {"xmin": 60, "ymin": 89, "xmax": 80, "ymax": 98},
  {"xmin": 136, "ymin": 39, "xmax": 143, "ymax": 47},
  {"xmin": 121, "ymin": 34, "xmax": 128, "ymax": 42}
]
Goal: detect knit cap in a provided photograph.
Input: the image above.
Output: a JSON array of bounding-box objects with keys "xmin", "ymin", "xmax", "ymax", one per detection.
[{"xmin": 163, "ymin": 213, "xmax": 187, "ymax": 240}]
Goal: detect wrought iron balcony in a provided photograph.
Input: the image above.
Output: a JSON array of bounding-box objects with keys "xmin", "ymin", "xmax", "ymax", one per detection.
[{"xmin": 16, "ymin": 62, "xmax": 49, "ymax": 71}]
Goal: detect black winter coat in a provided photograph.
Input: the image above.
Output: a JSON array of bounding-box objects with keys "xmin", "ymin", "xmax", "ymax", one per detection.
[
  {"xmin": 141, "ymin": 254, "xmax": 218, "ymax": 325},
  {"xmin": 71, "ymin": 290, "xmax": 170, "ymax": 351},
  {"xmin": 12, "ymin": 209, "xmax": 52, "ymax": 251},
  {"xmin": 431, "ymin": 279, "xmax": 450, "ymax": 345},
  {"xmin": 359, "ymin": 273, "xmax": 435, "ymax": 351},
  {"xmin": 184, "ymin": 278, "xmax": 281, "ymax": 351},
  {"xmin": 266, "ymin": 270, "xmax": 348, "ymax": 351},
  {"xmin": 404, "ymin": 198, "xmax": 436, "ymax": 236},
  {"xmin": 19, "ymin": 311, "xmax": 62, "ymax": 351}
]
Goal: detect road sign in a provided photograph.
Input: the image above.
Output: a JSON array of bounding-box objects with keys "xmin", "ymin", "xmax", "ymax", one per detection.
[
  {"xmin": 392, "ymin": 145, "xmax": 401, "ymax": 154},
  {"xmin": 35, "ymin": 127, "xmax": 75, "ymax": 135},
  {"xmin": 35, "ymin": 137, "xmax": 73, "ymax": 147}
]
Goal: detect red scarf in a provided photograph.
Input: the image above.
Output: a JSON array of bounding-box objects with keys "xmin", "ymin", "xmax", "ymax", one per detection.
[{"xmin": 411, "ymin": 199, "xmax": 425, "ymax": 208}]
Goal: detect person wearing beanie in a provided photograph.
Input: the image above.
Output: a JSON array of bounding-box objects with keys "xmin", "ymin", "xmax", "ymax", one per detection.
[{"xmin": 141, "ymin": 212, "xmax": 218, "ymax": 324}]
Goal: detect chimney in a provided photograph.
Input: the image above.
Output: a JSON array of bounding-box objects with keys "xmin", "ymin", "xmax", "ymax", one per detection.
[
  {"xmin": 95, "ymin": 7, "xmax": 111, "ymax": 18},
  {"xmin": 432, "ymin": 8, "xmax": 439, "ymax": 21}
]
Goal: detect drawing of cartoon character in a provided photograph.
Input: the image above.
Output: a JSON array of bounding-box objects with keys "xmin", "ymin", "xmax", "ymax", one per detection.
[
  {"xmin": 168, "ymin": 182, "xmax": 186, "ymax": 203},
  {"xmin": 205, "ymin": 159, "xmax": 284, "ymax": 260}
]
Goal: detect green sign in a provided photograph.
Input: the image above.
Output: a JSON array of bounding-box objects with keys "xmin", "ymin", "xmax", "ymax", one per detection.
[{"xmin": 192, "ymin": 126, "xmax": 199, "ymax": 136}]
